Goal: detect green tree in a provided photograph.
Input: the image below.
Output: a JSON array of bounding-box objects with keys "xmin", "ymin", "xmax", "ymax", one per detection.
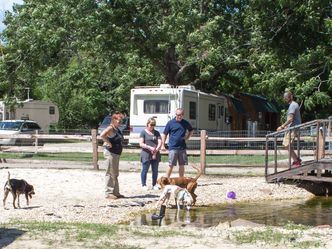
[{"xmin": 1, "ymin": 0, "xmax": 331, "ymax": 129}]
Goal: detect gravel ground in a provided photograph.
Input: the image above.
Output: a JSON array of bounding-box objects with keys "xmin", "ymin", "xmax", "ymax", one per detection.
[
  {"xmin": 1, "ymin": 162, "xmax": 332, "ymax": 249},
  {"xmin": 0, "ymin": 165, "xmax": 314, "ymax": 224}
]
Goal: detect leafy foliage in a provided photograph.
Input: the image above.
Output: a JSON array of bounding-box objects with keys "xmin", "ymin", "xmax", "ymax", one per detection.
[{"xmin": 0, "ymin": 0, "xmax": 331, "ymax": 128}]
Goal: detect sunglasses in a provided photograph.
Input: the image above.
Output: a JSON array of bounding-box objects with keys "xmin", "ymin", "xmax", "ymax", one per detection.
[{"xmin": 149, "ymin": 123, "xmax": 156, "ymax": 126}]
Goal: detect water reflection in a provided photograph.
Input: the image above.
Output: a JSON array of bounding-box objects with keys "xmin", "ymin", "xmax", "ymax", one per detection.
[{"xmin": 131, "ymin": 197, "xmax": 332, "ymax": 227}]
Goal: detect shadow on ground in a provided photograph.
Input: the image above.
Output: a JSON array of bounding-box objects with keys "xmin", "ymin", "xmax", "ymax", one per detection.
[{"xmin": 0, "ymin": 228, "xmax": 26, "ymax": 248}]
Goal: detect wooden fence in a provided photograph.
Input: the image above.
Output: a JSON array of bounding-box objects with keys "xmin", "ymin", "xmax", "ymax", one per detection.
[{"xmin": 1, "ymin": 129, "xmax": 315, "ymax": 174}]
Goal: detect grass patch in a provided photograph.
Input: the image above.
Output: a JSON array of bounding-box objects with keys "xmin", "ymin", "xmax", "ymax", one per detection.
[
  {"xmin": 231, "ymin": 227, "xmax": 298, "ymax": 245},
  {"xmin": 230, "ymin": 226, "xmax": 321, "ymax": 249},
  {"xmin": 1, "ymin": 220, "xmax": 197, "ymax": 248},
  {"xmin": 130, "ymin": 227, "xmax": 198, "ymax": 238},
  {"xmin": 283, "ymin": 221, "xmax": 311, "ymax": 231},
  {"xmin": 3, "ymin": 220, "xmax": 119, "ymax": 239},
  {"xmin": 294, "ymin": 240, "xmax": 321, "ymax": 249},
  {"xmin": 0, "ymin": 152, "xmax": 280, "ymax": 165}
]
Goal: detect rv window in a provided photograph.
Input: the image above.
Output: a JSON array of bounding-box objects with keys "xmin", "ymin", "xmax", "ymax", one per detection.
[
  {"xmin": 208, "ymin": 104, "xmax": 216, "ymax": 121},
  {"xmin": 49, "ymin": 106, "xmax": 55, "ymax": 115},
  {"xmin": 144, "ymin": 100, "xmax": 168, "ymax": 114},
  {"xmin": 189, "ymin": 102, "xmax": 196, "ymax": 119}
]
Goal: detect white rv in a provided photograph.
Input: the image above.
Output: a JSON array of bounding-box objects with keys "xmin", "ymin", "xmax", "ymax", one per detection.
[
  {"xmin": 0, "ymin": 99, "xmax": 59, "ymax": 133},
  {"xmin": 129, "ymin": 84, "xmax": 230, "ymax": 144}
]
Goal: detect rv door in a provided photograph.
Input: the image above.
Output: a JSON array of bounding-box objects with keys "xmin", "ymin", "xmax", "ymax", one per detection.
[{"xmin": 217, "ymin": 104, "xmax": 224, "ymax": 131}]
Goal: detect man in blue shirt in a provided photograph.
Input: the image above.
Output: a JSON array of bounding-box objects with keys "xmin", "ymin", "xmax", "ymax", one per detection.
[{"xmin": 161, "ymin": 108, "xmax": 193, "ymax": 177}]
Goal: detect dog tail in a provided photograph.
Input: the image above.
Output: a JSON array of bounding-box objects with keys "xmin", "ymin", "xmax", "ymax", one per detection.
[
  {"xmin": 5, "ymin": 171, "xmax": 11, "ymax": 191},
  {"xmin": 191, "ymin": 164, "xmax": 202, "ymax": 182}
]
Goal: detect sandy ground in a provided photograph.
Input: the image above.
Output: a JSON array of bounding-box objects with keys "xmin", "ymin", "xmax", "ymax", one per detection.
[{"xmin": 0, "ymin": 163, "xmax": 331, "ymax": 248}]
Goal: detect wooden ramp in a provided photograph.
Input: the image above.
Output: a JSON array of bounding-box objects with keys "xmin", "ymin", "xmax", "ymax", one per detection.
[
  {"xmin": 265, "ymin": 119, "xmax": 332, "ymax": 195},
  {"xmin": 266, "ymin": 158, "xmax": 332, "ymax": 183}
]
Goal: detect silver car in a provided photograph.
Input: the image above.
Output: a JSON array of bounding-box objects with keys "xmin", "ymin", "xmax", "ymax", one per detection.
[{"xmin": 0, "ymin": 120, "xmax": 42, "ymax": 145}]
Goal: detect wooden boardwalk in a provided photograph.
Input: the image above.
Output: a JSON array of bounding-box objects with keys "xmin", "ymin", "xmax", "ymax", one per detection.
[
  {"xmin": 266, "ymin": 158, "xmax": 332, "ymax": 183},
  {"xmin": 265, "ymin": 119, "xmax": 332, "ymax": 195}
]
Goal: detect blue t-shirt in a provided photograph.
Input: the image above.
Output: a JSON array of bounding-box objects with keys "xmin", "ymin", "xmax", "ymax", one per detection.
[{"xmin": 163, "ymin": 118, "xmax": 193, "ymax": 150}]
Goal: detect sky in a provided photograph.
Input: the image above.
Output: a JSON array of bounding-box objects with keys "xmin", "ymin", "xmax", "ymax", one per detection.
[{"xmin": 0, "ymin": 0, "xmax": 23, "ymax": 32}]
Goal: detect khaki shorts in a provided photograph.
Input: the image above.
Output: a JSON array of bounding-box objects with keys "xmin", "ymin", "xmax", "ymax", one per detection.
[{"xmin": 282, "ymin": 131, "xmax": 298, "ymax": 147}]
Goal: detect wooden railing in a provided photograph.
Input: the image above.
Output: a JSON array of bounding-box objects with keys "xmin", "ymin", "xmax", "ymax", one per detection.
[{"xmin": 264, "ymin": 119, "xmax": 332, "ymax": 178}]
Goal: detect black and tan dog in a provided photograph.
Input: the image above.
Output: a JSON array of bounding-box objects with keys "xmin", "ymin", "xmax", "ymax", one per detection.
[{"xmin": 3, "ymin": 172, "xmax": 35, "ymax": 209}]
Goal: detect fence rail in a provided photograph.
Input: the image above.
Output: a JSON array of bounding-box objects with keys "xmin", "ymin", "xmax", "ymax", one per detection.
[{"xmin": 2, "ymin": 124, "xmax": 331, "ymax": 174}]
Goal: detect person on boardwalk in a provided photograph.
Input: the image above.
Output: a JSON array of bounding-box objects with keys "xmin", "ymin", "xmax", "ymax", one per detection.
[
  {"xmin": 161, "ymin": 108, "xmax": 193, "ymax": 178},
  {"xmin": 277, "ymin": 91, "xmax": 302, "ymax": 167},
  {"xmin": 139, "ymin": 117, "xmax": 162, "ymax": 191},
  {"xmin": 100, "ymin": 111, "xmax": 125, "ymax": 199}
]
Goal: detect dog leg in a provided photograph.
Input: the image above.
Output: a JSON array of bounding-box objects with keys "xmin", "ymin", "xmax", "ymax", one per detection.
[
  {"xmin": 175, "ymin": 196, "xmax": 181, "ymax": 210},
  {"xmin": 12, "ymin": 192, "xmax": 17, "ymax": 209},
  {"xmin": 17, "ymin": 194, "xmax": 21, "ymax": 208},
  {"xmin": 3, "ymin": 189, "xmax": 9, "ymax": 209},
  {"xmin": 164, "ymin": 193, "xmax": 171, "ymax": 208},
  {"xmin": 156, "ymin": 191, "xmax": 169, "ymax": 209},
  {"xmin": 25, "ymin": 193, "xmax": 29, "ymax": 206}
]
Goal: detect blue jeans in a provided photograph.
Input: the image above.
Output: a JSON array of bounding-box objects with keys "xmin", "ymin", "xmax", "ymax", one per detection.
[{"xmin": 141, "ymin": 159, "xmax": 159, "ymax": 186}]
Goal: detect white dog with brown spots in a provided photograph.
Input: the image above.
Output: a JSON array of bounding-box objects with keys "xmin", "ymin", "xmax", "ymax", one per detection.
[{"xmin": 156, "ymin": 185, "xmax": 194, "ymax": 210}]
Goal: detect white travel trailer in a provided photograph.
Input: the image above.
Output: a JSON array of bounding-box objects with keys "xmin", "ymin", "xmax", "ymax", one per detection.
[
  {"xmin": 129, "ymin": 84, "xmax": 230, "ymax": 144},
  {"xmin": 0, "ymin": 99, "xmax": 59, "ymax": 132}
]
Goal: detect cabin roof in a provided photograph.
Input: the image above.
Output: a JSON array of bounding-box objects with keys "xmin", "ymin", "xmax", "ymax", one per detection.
[
  {"xmin": 240, "ymin": 93, "xmax": 280, "ymax": 113},
  {"xmin": 229, "ymin": 96, "xmax": 247, "ymax": 115}
]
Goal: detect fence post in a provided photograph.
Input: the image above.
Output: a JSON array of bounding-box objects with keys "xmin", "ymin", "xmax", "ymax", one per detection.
[
  {"xmin": 34, "ymin": 130, "xmax": 39, "ymax": 154},
  {"xmin": 200, "ymin": 130, "xmax": 207, "ymax": 174},
  {"xmin": 91, "ymin": 129, "xmax": 99, "ymax": 170}
]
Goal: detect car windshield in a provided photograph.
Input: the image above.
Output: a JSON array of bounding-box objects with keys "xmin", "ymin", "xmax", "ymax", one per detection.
[
  {"xmin": 101, "ymin": 116, "xmax": 128, "ymax": 127},
  {"xmin": 0, "ymin": 121, "xmax": 23, "ymax": 131}
]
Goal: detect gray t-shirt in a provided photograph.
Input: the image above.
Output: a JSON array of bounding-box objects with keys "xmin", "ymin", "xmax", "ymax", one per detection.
[
  {"xmin": 287, "ymin": 101, "xmax": 301, "ymax": 127},
  {"xmin": 140, "ymin": 129, "xmax": 161, "ymax": 163}
]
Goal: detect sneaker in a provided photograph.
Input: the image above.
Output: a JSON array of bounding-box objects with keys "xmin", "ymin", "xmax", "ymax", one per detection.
[
  {"xmin": 105, "ymin": 194, "xmax": 118, "ymax": 200},
  {"xmin": 152, "ymin": 185, "xmax": 160, "ymax": 190},
  {"xmin": 142, "ymin": 186, "xmax": 149, "ymax": 191},
  {"xmin": 292, "ymin": 159, "xmax": 302, "ymax": 168}
]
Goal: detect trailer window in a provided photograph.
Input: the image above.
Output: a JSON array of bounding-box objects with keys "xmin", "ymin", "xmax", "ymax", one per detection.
[
  {"xmin": 49, "ymin": 106, "xmax": 55, "ymax": 115},
  {"xmin": 208, "ymin": 104, "xmax": 216, "ymax": 121},
  {"xmin": 144, "ymin": 100, "xmax": 168, "ymax": 114},
  {"xmin": 189, "ymin": 102, "xmax": 196, "ymax": 119}
]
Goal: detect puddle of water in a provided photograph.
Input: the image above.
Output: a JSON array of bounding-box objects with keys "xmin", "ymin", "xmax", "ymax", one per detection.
[{"xmin": 130, "ymin": 197, "xmax": 332, "ymax": 227}]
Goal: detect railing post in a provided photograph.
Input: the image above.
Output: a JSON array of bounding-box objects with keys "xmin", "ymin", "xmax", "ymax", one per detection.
[
  {"xmin": 265, "ymin": 136, "xmax": 268, "ymax": 178},
  {"xmin": 316, "ymin": 121, "xmax": 320, "ymax": 162},
  {"xmin": 200, "ymin": 130, "xmax": 207, "ymax": 174},
  {"xmin": 274, "ymin": 136, "xmax": 277, "ymax": 173},
  {"xmin": 288, "ymin": 131, "xmax": 291, "ymax": 169},
  {"xmin": 91, "ymin": 129, "xmax": 99, "ymax": 170},
  {"xmin": 35, "ymin": 130, "xmax": 38, "ymax": 154},
  {"xmin": 318, "ymin": 123, "xmax": 325, "ymax": 160}
]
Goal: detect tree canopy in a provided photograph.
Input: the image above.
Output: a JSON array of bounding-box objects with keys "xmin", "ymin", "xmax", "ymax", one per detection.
[{"xmin": 0, "ymin": 0, "xmax": 331, "ymax": 128}]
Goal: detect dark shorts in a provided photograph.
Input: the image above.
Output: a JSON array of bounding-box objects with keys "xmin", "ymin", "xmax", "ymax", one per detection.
[{"xmin": 168, "ymin": 149, "xmax": 188, "ymax": 166}]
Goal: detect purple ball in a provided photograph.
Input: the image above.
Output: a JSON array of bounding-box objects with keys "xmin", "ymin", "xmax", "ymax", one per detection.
[{"xmin": 227, "ymin": 191, "xmax": 236, "ymax": 199}]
